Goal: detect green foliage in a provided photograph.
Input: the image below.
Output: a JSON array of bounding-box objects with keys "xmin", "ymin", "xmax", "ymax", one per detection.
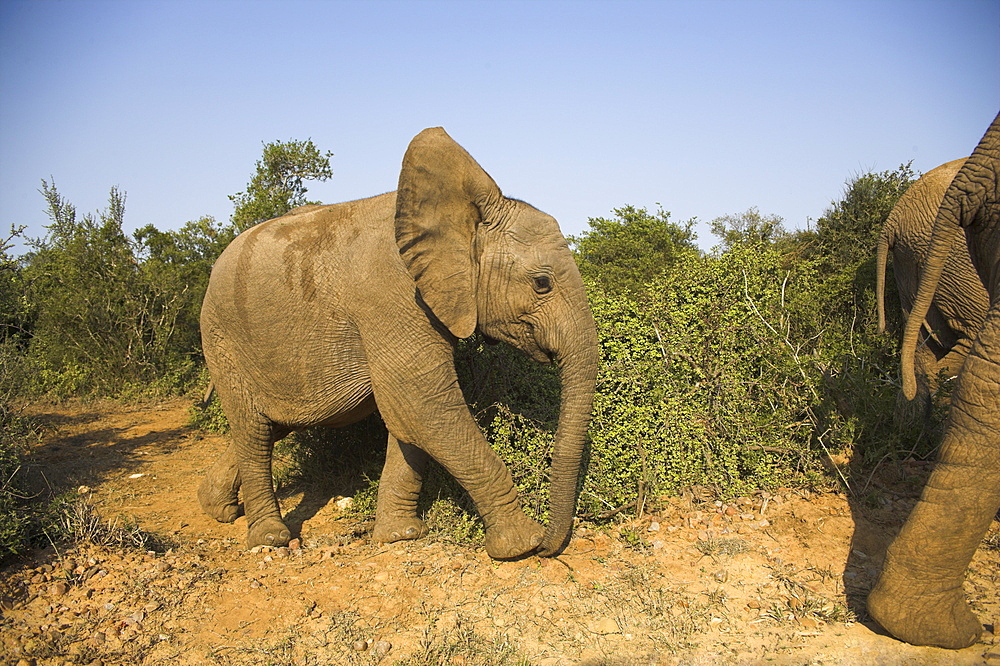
[
  {"xmin": 22, "ymin": 182, "xmax": 200, "ymax": 397},
  {"xmin": 1, "ymin": 226, "xmax": 32, "ymax": 348},
  {"xmin": 229, "ymin": 139, "xmax": 333, "ymax": 232},
  {"xmin": 813, "ymin": 162, "xmax": 917, "ymax": 270},
  {"xmin": 570, "ymin": 205, "xmax": 699, "ymax": 295},
  {"xmin": 710, "ymin": 207, "xmax": 788, "ymax": 252},
  {"xmin": 0, "ymin": 228, "xmax": 48, "ymax": 556},
  {"xmin": 0, "ymin": 379, "xmax": 37, "ymax": 558}
]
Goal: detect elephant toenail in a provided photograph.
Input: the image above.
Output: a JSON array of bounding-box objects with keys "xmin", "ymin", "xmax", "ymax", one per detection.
[{"xmin": 405, "ymin": 527, "xmax": 417, "ymax": 537}]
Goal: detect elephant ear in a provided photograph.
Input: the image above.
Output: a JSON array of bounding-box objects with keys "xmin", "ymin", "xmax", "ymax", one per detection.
[{"xmin": 395, "ymin": 127, "xmax": 500, "ymax": 339}]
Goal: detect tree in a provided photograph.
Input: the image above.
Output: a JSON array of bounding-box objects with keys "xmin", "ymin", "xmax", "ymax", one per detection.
[
  {"xmin": 0, "ymin": 226, "xmax": 30, "ymax": 347},
  {"xmin": 814, "ymin": 162, "xmax": 917, "ymax": 270},
  {"xmin": 569, "ymin": 205, "xmax": 699, "ymax": 295},
  {"xmin": 23, "ymin": 182, "xmax": 199, "ymax": 395},
  {"xmin": 133, "ymin": 215, "xmax": 237, "ymax": 367},
  {"xmin": 229, "ymin": 139, "xmax": 333, "ymax": 232},
  {"xmin": 710, "ymin": 207, "xmax": 787, "ymax": 252}
]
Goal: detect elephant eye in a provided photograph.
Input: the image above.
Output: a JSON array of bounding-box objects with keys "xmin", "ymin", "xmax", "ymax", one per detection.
[{"xmin": 532, "ymin": 275, "xmax": 553, "ymax": 294}]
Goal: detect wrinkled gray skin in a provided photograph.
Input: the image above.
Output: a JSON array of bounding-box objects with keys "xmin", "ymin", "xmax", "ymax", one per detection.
[
  {"xmin": 869, "ymin": 111, "xmax": 1000, "ymax": 649},
  {"xmin": 875, "ymin": 158, "xmax": 989, "ymax": 421},
  {"xmin": 197, "ymin": 128, "xmax": 598, "ymax": 560}
]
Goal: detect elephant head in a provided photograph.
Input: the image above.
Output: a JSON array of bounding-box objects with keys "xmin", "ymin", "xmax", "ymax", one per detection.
[{"xmin": 394, "ymin": 128, "xmax": 599, "ymax": 555}]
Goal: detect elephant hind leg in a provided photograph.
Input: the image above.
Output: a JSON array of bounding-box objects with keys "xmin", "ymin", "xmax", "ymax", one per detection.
[
  {"xmin": 228, "ymin": 411, "xmax": 291, "ymax": 548},
  {"xmin": 198, "ymin": 441, "xmax": 243, "ymax": 523},
  {"xmin": 372, "ymin": 435, "xmax": 429, "ymax": 543}
]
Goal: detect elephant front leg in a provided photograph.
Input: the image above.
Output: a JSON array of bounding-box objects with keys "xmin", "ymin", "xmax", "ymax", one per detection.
[
  {"xmin": 869, "ymin": 313, "xmax": 1000, "ymax": 649},
  {"xmin": 372, "ymin": 435, "xmax": 430, "ymax": 543}
]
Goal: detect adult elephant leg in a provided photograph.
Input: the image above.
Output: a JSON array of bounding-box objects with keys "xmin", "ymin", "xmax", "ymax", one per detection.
[
  {"xmin": 869, "ymin": 308, "xmax": 1000, "ymax": 648},
  {"xmin": 372, "ymin": 435, "xmax": 430, "ymax": 542},
  {"xmin": 198, "ymin": 441, "xmax": 242, "ymax": 523},
  {"xmin": 231, "ymin": 412, "xmax": 291, "ymax": 548}
]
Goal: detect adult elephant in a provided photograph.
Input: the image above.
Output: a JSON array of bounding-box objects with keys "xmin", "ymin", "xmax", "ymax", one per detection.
[
  {"xmin": 868, "ymin": 111, "xmax": 1000, "ymax": 648},
  {"xmin": 197, "ymin": 128, "xmax": 599, "ymax": 560},
  {"xmin": 875, "ymin": 158, "xmax": 989, "ymax": 419}
]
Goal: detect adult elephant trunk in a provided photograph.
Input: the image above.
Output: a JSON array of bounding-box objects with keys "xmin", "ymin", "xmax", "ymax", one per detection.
[
  {"xmin": 537, "ymin": 302, "xmax": 599, "ymax": 557},
  {"xmin": 900, "ymin": 221, "xmax": 962, "ymax": 400}
]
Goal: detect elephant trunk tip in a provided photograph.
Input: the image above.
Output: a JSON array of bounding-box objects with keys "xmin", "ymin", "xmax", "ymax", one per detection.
[{"xmin": 537, "ymin": 525, "xmax": 571, "ymax": 558}]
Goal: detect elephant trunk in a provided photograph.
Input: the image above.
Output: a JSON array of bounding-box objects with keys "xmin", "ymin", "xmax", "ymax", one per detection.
[
  {"xmin": 901, "ymin": 221, "xmax": 962, "ymax": 400},
  {"xmin": 537, "ymin": 308, "xmax": 599, "ymax": 557}
]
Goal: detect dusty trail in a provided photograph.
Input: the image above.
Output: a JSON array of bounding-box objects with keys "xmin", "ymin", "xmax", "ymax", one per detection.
[{"xmin": 1, "ymin": 398, "xmax": 997, "ymax": 665}]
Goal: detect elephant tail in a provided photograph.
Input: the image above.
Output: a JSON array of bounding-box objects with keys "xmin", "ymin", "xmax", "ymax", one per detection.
[
  {"xmin": 876, "ymin": 227, "xmax": 892, "ymax": 335},
  {"xmin": 199, "ymin": 381, "xmax": 215, "ymax": 410}
]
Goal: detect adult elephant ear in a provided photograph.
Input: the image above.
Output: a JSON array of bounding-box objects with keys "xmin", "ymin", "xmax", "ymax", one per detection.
[{"xmin": 395, "ymin": 127, "xmax": 501, "ymax": 339}]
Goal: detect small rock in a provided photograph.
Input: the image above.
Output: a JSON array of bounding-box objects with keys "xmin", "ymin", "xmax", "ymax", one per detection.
[
  {"xmin": 335, "ymin": 497, "xmax": 354, "ymax": 511},
  {"xmin": 712, "ymin": 570, "xmax": 728, "ymax": 583},
  {"xmin": 799, "ymin": 616, "xmax": 819, "ymax": 629},
  {"xmin": 288, "ymin": 538, "xmax": 301, "ymax": 550},
  {"xmin": 647, "ymin": 521, "xmax": 660, "ymax": 532},
  {"xmin": 155, "ymin": 561, "xmax": 171, "ymax": 573},
  {"xmin": 49, "ymin": 582, "xmax": 70, "ymax": 597},
  {"xmin": 77, "ymin": 486, "xmax": 91, "ymax": 495},
  {"xmin": 275, "ymin": 547, "xmax": 289, "ymax": 559},
  {"xmin": 371, "ymin": 640, "xmax": 392, "ymax": 655}
]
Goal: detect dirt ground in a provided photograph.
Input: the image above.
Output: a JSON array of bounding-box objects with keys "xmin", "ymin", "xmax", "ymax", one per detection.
[{"xmin": 1, "ymin": 399, "xmax": 998, "ymax": 666}]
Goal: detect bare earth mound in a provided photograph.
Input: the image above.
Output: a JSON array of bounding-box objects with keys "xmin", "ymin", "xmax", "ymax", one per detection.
[{"xmin": 1, "ymin": 399, "xmax": 998, "ymax": 665}]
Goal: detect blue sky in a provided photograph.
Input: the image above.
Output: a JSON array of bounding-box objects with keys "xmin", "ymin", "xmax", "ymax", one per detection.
[{"xmin": 2, "ymin": 0, "xmax": 998, "ymax": 253}]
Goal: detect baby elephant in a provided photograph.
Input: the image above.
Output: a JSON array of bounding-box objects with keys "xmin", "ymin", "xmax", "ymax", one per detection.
[{"xmin": 197, "ymin": 128, "xmax": 598, "ymax": 560}]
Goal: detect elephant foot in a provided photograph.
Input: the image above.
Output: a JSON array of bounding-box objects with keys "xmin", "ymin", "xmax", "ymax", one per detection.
[
  {"xmin": 247, "ymin": 517, "xmax": 291, "ymax": 549},
  {"xmin": 371, "ymin": 516, "xmax": 427, "ymax": 543},
  {"xmin": 197, "ymin": 475, "xmax": 242, "ymax": 523},
  {"xmin": 484, "ymin": 511, "xmax": 544, "ymax": 560},
  {"xmin": 868, "ymin": 577, "xmax": 983, "ymax": 649}
]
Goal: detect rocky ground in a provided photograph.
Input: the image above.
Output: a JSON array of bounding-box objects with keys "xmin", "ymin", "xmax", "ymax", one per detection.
[{"xmin": 1, "ymin": 398, "xmax": 998, "ymax": 665}]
